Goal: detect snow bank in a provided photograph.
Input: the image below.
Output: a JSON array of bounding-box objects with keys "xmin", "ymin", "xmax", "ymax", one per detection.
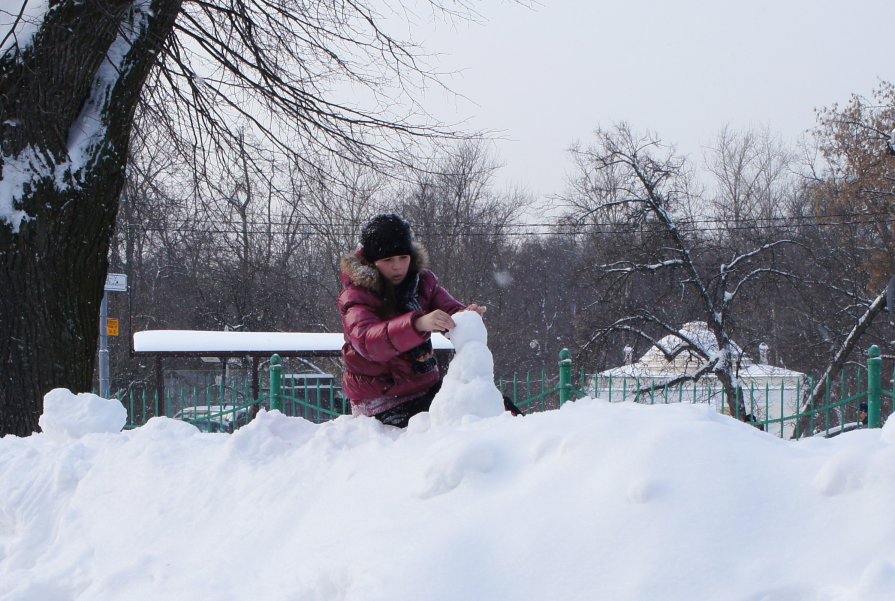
[
  {"xmin": 4, "ymin": 340, "xmax": 895, "ymax": 600},
  {"xmin": 37, "ymin": 388, "xmax": 126, "ymax": 439},
  {"xmin": 3, "ymin": 392, "xmax": 895, "ymax": 600}
]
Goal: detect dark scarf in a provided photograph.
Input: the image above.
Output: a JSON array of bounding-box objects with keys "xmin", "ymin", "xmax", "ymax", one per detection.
[{"xmin": 394, "ymin": 272, "xmax": 436, "ymax": 374}]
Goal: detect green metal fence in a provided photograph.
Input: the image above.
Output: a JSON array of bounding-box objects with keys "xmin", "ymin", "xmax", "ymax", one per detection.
[
  {"xmin": 118, "ymin": 348, "xmax": 586, "ymax": 429},
  {"xmin": 117, "ymin": 355, "xmax": 347, "ymax": 430},
  {"xmin": 793, "ymin": 345, "xmax": 888, "ymax": 438},
  {"xmin": 498, "ymin": 348, "xmax": 587, "ymax": 413},
  {"xmin": 590, "ymin": 369, "xmax": 808, "ymax": 438},
  {"xmin": 117, "ymin": 346, "xmax": 891, "ymax": 439},
  {"xmin": 265, "ymin": 354, "xmax": 349, "ymax": 422},
  {"xmin": 500, "ymin": 345, "xmax": 890, "ymax": 440},
  {"xmin": 117, "ymin": 379, "xmax": 258, "ymax": 431}
]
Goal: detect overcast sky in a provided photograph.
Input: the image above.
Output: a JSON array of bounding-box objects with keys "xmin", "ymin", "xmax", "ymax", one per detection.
[{"xmin": 411, "ymin": 0, "xmax": 895, "ymax": 201}]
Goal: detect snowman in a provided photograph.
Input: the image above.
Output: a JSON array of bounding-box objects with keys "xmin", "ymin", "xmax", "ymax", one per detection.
[{"xmin": 428, "ymin": 311, "xmax": 505, "ymax": 426}]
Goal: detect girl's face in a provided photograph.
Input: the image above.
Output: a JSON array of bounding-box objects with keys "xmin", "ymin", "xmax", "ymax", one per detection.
[{"xmin": 374, "ymin": 255, "xmax": 411, "ymax": 284}]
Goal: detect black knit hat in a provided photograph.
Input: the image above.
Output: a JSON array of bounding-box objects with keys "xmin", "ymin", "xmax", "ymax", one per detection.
[{"xmin": 360, "ymin": 214, "xmax": 413, "ymax": 263}]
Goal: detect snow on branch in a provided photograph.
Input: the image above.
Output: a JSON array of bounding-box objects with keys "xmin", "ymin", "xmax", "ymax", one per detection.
[
  {"xmin": 589, "ymin": 315, "xmax": 714, "ymax": 364},
  {"xmin": 628, "ymin": 362, "xmax": 719, "ymax": 399},
  {"xmin": 720, "ymin": 239, "xmax": 798, "ymax": 274},
  {"xmin": 726, "ymin": 268, "xmax": 801, "ymax": 303},
  {"xmin": 598, "ymin": 258, "xmax": 685, "ymax": 274},
  {"xmin": 583, "ymin": 317, "xmax": 673, "ymax": 354}
]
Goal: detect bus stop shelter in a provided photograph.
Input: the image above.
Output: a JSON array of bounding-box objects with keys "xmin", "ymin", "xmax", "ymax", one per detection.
[{"xmin": 132, "ymin": 330, "xmax": 453, "ymax": 416}]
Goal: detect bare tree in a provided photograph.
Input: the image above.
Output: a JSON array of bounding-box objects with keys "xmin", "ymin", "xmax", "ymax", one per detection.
[
  {"xmin": 705, "ymin": 125, "xmax": 797, "ymax": 237},
  {"xmin": 289, "ymin": 156, "xmax": 387, "ymax": 300},
  {"xmin": 564, "ymin": 123, "xmax": 801, "ymax": 417}
]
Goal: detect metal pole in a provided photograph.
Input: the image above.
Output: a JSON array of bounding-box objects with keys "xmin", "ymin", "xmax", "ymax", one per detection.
[
  {"xmin": 156, "ymin": 357, "xmax": 166, "ymax": 419},
  {"xmin": 252, "ymin": 356, "xmax": 260, "ymax": 401},
  {"xmin": 558, "ymin": 348, "xmax": 572, "ymax": 405},
  {"xmin": 98, "ymin": 292, "xmax": 110, "ymax": 398},
  {"xmin": 868, "ymin": 345, "xmax": 882, "ymax": 428},
  {"xmin": 270, "ymin": 354, "xmax": 282, "ymax": 412}
]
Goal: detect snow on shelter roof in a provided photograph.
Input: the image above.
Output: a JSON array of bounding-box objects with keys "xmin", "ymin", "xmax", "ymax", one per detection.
[{"xmin": 133, "ymin": 330, "xmax": 454, "ymax": 355}]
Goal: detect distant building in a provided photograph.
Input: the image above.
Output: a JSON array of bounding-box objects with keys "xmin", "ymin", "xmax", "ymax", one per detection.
[{"xmin": 592, "ymin": 322, "xmax": 806, "ymax": 438}]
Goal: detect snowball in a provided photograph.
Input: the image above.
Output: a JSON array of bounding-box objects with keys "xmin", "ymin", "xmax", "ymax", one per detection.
[
  {"xmin": 38, "ymin": 388, "xmax": 127, "ymax": 439},
  {"xmin": 493, "ymin": 271, "xmax": 513, "ymax": 287},
  {"xmin": 429, "ymin": 311, "xmax": 505, "ymax": 426}
]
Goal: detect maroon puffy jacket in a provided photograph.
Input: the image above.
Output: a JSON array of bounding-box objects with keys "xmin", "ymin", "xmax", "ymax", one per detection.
[{"xmin": 338, "ymin": 247, "xmax": 464, "ymax": 415}]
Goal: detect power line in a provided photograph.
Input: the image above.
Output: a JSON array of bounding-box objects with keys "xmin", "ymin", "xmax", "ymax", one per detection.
[{"xmin": 121, "ymin": 212, "xmax": 895, "ymax": 237}]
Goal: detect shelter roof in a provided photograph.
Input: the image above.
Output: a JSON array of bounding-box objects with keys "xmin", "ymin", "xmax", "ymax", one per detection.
[{"xmin": 133, "ymin": 330, "xmax": 453, "ymax": 357}]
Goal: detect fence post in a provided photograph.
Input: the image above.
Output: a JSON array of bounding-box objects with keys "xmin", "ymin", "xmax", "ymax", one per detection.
[
  {"xmin": 270, "ymin": 354, "xmax": 282, "ymax": 412},
  {"xmin": 868, "ymin": 345, "xmax": 882, "ymax": 428},
  {"xmin": 559, "ymin": 348, "xmax": 572, "ymax": 405}
]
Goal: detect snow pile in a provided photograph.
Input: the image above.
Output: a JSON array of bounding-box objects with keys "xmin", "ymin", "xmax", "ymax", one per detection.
[
  {"xmin": 4, "ymin": 390, "xmax": 895, "ymax": 600},
  {"xmin": 37, "ymin": 388, "xmax": 126, "ymax": 439},
  {"xmin": 429, "ymin": 311, "xmax": 505, "ymax": 426}
]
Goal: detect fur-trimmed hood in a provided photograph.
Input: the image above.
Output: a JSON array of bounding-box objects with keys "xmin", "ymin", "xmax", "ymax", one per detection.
[{"xmin": 339, "ymin": 241, "xmax": 430, "ymax": 292}]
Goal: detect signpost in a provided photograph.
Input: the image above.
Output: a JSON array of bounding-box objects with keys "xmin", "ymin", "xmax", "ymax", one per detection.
[
  {"xmin": 105, "ymin": 273, "xmax": 127, "ymax": 292},
  {"xmin": 98, "ymin": 273, "xmax": 127, "ymax": 398}
]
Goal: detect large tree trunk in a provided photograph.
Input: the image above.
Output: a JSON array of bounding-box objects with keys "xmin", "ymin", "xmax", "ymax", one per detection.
[{"xmin": 0, "ymin": 0, "xmax": 181, "ymax": 436}]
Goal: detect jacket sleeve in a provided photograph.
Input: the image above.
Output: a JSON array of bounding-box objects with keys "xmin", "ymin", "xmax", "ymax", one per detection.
[
  {"xmin": 340, "ymin": 289, "xmax": 428, "ymax": 362},
  {"xmin": 424, "ymin": 272, "xmax": 466, "ymax": 315}
]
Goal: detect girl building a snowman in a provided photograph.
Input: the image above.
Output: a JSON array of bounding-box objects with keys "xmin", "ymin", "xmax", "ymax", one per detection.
[{"xmin": 338, "ymin": 214, "xmax": 520, "ymax": 427}]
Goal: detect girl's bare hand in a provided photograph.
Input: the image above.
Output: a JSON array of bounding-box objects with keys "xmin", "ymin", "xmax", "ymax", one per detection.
[
  {"xmin": 414, "ymin": 309, "xmax": 456, "ymax": 333},
  {"xmin": 466, "ymin": 304, "xmax": 487, "ymax": 317}
]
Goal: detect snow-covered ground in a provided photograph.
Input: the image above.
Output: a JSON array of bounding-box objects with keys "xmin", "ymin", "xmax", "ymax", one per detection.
[{"xmin": 3, "ymin": 314, "xmax": 895, "ymax": 600}]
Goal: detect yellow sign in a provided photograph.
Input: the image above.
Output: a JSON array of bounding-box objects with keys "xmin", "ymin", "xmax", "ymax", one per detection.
[{"xmin": 107, "ymin": 319, "xmax": 119, "ymax": 337}]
